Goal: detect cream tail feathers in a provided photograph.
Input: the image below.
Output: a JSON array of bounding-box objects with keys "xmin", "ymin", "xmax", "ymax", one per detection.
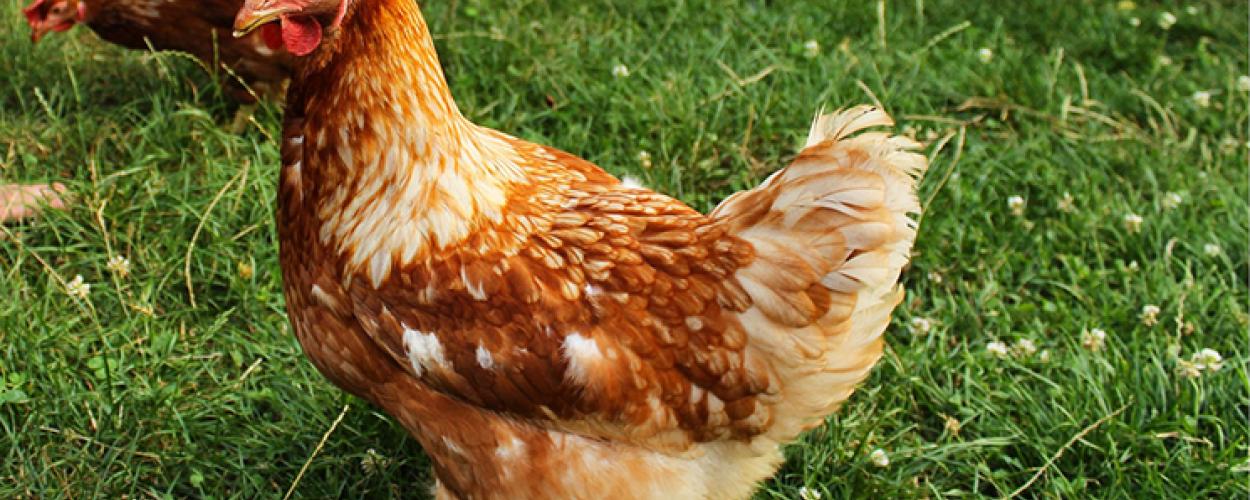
[{"xmin": 712, "ymin": 105, "xmax": 927, "ymax": 444}]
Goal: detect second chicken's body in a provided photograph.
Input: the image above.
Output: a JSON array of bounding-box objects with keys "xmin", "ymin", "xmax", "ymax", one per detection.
[{"xmin": 25, "ymin": 0, "xmax": 292, "ymax": 101}]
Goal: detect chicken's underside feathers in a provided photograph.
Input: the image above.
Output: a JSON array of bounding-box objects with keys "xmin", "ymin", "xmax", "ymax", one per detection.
[{"xmin": 274, "ymin": 1, "xmax": 927, "ymax": 497}]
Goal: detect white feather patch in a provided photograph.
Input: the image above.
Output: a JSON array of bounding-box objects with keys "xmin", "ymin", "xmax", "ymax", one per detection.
[
  {"xmin": 562, "ymin": 333, "xmax": 604, "ymax": 387},
  {"xmin": 403, "ymin": 327, "xmax": 447, "ymax": 377},
  {"xmin": 475, "ymin": 344, "xmax": 496, "ymax": 370}
]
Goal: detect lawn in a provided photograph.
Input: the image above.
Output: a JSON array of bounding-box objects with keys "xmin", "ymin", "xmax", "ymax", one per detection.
[{"xmin": 1, "ymin": 0, "xmax": 1246, "ymax": 497}]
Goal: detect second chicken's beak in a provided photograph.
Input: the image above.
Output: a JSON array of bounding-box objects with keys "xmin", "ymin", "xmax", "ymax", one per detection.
[
  {"xmin": 30, "ymin": 26, "xmax": 51, "ymax": 43},
  {"xmin": 233, "ymin": 4, "xmax": 291, "ymax": 38}
]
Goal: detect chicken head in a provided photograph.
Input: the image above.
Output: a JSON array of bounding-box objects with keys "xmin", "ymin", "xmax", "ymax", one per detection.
[
  {"xmin": 23, "ymin": 0, "xmax": 86, "ymax": 42},
  {"xmin": 232, "ymin": 0, "xmax": 348, "ymax": 56}
]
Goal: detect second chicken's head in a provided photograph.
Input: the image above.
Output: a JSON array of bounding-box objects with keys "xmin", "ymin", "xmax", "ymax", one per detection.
[
  {"xmin": 23, "ymin": 0, "xmax": 86, "ymax": 43},
  {"xmin": 233, "ymin": 0, "xmax": 349, "ymax": 57}
]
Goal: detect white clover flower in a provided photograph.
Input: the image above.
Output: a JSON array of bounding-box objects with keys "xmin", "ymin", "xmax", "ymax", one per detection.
[
  {"xmin": 1012, "ymin": 338, "xmax": 1038, "ymax": 358},
  {"xmin": 1175, "ymin": 358, "xmax": 1202, "ymax": 378},
  {"xmin": 977, "ymin": 47, "xmax": 994, "ymax": 64},
  {"xmin": 620, "ymin": 176, "xmax": 647, "ymax": 189},
  {"xmin": 803, "ymin": 39, "xmax": 821, "ymax": 59},
  {"xmin": 1038, "ymin": 350, "xmax": 1052, "ymax": 363},
  {"xmin": 910, "ymin": 317, "xmax": 933, "ymax": 335},
  {"xmin": 1158, "ymin": 12, "xmax": 1177, "ymax": 29},
  {"xmin": 1192, "ymin": 348, "xmax": 1223, "ymax": 372},
  {"xmin": 106, "ymin": 255, "xmax": 131, "ymax": 277},
  {"xmin": 1238, "ymin": 76, "xmax": 1250, "ymax": 93},
  {"xmin": 1141, "ymin": 304, "xmax": 1161, "ymax": 326},
  {"xmin": 987, "ymin": 341, "xmax": 1010, "ymax": 358},
  {"xmin": 1057, "ymin": 191, "xmax": 1075, "ymax": 213},
  {"xmin": 1123, "ymin": 213, "xmax": 1143, "ymax": 233},
  {"xmin": 637, "ymin": 150, "xmax": 653, "ymax": 169},
  {"xmin": 1007, "ymin": 195, "xmax": 1025, "ymax": 216},
  {"xmin": 1203, "ymin": 243, "xmax": 1222, "ymax": 257},
  {"xmin": 66, "ymin": 275, "xmax": 91, "ymax": 299},
  {"xmin": 360, "ymin": 448, "xmax": 391, "ymax": 475},
  {"xmin": 1128, "ymin": 17, "xmax": 1141, "ymax": 27},
  {"xmin": 869, "ymin": 448, "xmax": 890, "ymax": 467},
  {"xmin": 1161, "ymin": 192, "xmax": 1182, "ymax": 210},
  {"xmin": 1126, "ymin": 260, "xmax": 1140, "ymax": 273},
  {"xmin": 1191, "ymin": 90, "xmax": 1211, "ymax": 108},
  {"xmin": 1221, "ymin": 136, "xmax": 1242, "ymax": 151},
  {"xmin": 1082, "ymin": 328, "xmax": 1107, "ymax": 352},
  {"xmin": 611, "ymin": 64, "xmax": 631, "ymax": 78},
  {"xmin": 1156, "ymin": 55, "xmax": 1173, "ymax": 67},
  {"xmin": 798, "ymin": 486, "xmax": 823, "ymax": 500}
]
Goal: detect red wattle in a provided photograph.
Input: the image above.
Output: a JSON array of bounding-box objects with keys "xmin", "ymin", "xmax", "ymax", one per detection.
[
  {"xmin": 260, "ymin": 23, "xmax": 283, "ymax": 51},
  {"xmin": 280, "ymin": 15, "xmax": 322, "ymax": 57}
]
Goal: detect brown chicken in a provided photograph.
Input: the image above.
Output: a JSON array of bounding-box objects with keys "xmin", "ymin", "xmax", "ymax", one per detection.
[
  {"xmin": 24, "ymin": 0, "xmax": 292, "ymax": 101},
  {"xmin": 233, "ymin": 0, "xmax": 927, "ymax": 498}
]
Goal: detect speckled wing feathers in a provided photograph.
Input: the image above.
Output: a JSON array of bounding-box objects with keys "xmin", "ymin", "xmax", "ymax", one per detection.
[
  {"xmin": 321, "ymin": 107, "xmax": 925, "ymax": 456},
  {"xmin": 345, "ymin": 176, "xmax": 779, "ymax": 451}
]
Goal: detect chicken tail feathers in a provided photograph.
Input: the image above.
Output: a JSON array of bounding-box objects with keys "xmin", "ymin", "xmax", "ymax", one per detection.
[{"xmin": 711, "ymin": 105, "xmax": 927, "ymax": 441}]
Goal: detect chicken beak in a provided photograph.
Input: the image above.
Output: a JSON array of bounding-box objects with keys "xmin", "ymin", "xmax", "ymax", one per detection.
[{"xmin": 233, "ymin": 4, "xmax": 291, "ymax": 38}]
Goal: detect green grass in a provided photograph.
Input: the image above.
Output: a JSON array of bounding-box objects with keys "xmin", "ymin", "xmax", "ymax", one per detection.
[{"xmin": 1, "ymin": 0, "xmax": 1246, "ymax": 497}]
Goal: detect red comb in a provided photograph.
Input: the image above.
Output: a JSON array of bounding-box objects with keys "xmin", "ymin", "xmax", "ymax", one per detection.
[{"xmin": 22, "ymin": 0, "xmax": 49, "ymax": 27}]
